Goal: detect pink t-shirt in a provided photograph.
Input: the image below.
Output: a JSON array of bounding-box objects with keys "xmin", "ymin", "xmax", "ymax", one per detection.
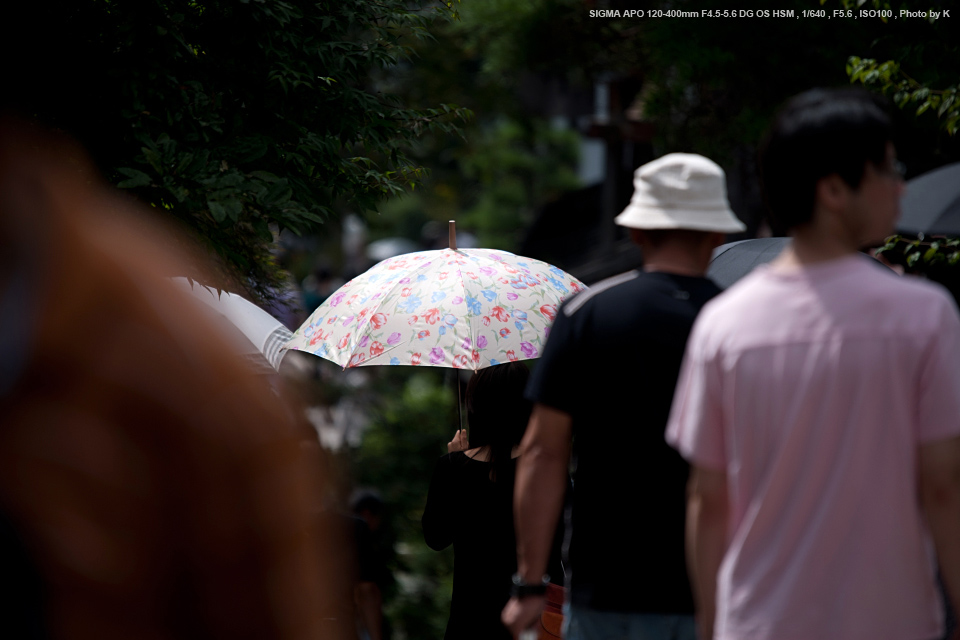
[{"xmin": 667, "ymin": 254, "xmax": 960, "ymax": 640}]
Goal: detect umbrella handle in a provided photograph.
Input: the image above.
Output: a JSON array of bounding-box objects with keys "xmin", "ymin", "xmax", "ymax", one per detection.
[
  {"xmin": 457, "ymin": 373, "xmax": 463, "ymax": 433},
  {"xmin": 449, "ymin": 220, "xmax": 457, "ymax": 252}
]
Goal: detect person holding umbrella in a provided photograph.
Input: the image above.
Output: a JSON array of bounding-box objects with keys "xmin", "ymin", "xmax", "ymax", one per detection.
[
  {"xmin": 502, "ymin": 153, "xmax": 745, "ymax": 639},
  {"xmin": 423, "ymin": 362, "xmax": 565, "ymax": 640}
]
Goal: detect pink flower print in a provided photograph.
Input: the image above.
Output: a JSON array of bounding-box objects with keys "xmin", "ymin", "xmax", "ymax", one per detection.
[
  {"xmin": 329, "ymin": 292, "xmax": 345, "ymax": 307},
  {"xmin": 506, "ymin": 293, "xmax": 519, "ymax": 301},
  {"xmin": 417, "ymin": 330, "xmax": 431, "ymax": 340},
  {"xmin": 399, "ymin": 277, "xmax": 411, "ymax": 284},
  {"xmin": 358, "ymin": 335, "xmax": 370, "ymax": 349},
  {"xmin": 408, "ymin": 315, "xmax": 419, "ymax": 325},
  {"xmin": 357, "ymin": 307, "xmax": 369, "ymax": 318},
  {"xmin": 540, "ymin": 304, "xmax": 557, "ymax": 321},
  {"xmin": 504, "ymin": 265, "xmax": 518, "ymax": 274},
  {"xmin": 424, "ymin": 308, "xmax": 441, "ymax": 325},
  {"xmin": 492, "ymin": 306, "xmax": 509, "ymax": 322},
  {"xmin": 452, "ymin": 355, "xmax": 469, "ymax": 369},
  {"xmin": 476, "ymin": 335, "xmax": 488, "ymax": 349},
  {"xmin": 520, "ymin": 342, "xmax": 538, "ymax": 358},
  {"xmin": 480, "ymin": 266, "xmax": 497, "ymax": 277},
  {"xmin": 466, "ymin": 271, "xmax": 478, "ymax": 280},
  {"xmin": 429, "ymin": 347, "xmax": 445, "ymax": 365},
  {"xmin": 326, "ymin": 315, "xmax": 339, "ymax": 325},
  {"xmin": 482, "ymin": 316, "xmax": 491, "ymax": 327},
  {"xmin": 401, "ymin": 288, "xmax": 412, "ymax": 297},
  {"xmin": 499, "ymin": 328, "xmax": 511, "ymax": 338},
  {"xmin": 452, "ymin": 296, "xmax": 464, "ymax": 305},
  {"xmin": 309, "ymin": 329, "xmax": 325, "ymax": 346},
  {"xmin": 370, "ymin": 313, "xmax": 388, "ymax": 329},
  {"xmin": 348, "ymin": 294, "xmax": 359, "ymax": 305},
  {"xmin": 506, "ymin": 349, "xmax": 518, "ymax": 361},
  {"xmin": 439, "ymin": 272, "xmax": 449, "ymax": 280},
  {"xmin": 462, "ymin": 337, "xmax": 472, "ymax": 350},
  {"xmin": 498, "ymin": 277, "xmax": 511, "ymax": 285},
  {"xmin": 370, "ymin": 342, "xmax": 384, "ymax": 357},
  {"xmin": 472, "ymin": 350, "xmax": 480, "ymax": 364},
  {"xmin": 337, "ymin": 333, "xmax": 351, "ymax": 349},
  {"xmin": 348, "ymin": 353, "xmax": 366, "ymax": 367},
  {"xmin": 387, "ymin": 332, "xmax": 402, "ymax": 345},
  {"xmin": 571, "ymin": 280, "xmax": 583, "ymax": 293},
  {"xmin": 411, "ymin": 352, "xmax": 422, "ymax": 365}
]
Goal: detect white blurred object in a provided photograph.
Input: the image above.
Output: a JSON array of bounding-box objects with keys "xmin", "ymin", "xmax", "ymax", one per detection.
[
  {"xmin": 172, "ymin": 277, "xmax": 292, "ymax": 371},
  {"xmin": 366, "ymin": 237, "xmax": 420, "ymax": 262}
]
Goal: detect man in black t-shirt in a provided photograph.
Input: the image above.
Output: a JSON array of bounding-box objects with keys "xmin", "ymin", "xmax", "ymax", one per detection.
[{"xmin": 502, "ymin": 154, "xmax": 746, "ymax": 640}]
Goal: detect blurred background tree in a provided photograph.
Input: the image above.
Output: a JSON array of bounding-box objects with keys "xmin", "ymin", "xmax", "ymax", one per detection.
[{"xmin": 4, "ymin": 0, "xmax": 470, "ymax": 303}]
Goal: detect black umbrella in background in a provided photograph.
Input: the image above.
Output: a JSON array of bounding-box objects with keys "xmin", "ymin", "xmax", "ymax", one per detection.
[
  {"xmin": 897, "ymin": 162, "xmax": 960, "ymax": 236},
  {"xmin": 707, "ymin": 237, "xmax": 791, "ymax": 289}
]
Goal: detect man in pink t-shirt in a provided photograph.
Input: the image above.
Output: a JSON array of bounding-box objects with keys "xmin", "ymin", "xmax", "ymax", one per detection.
[{"xmin": 667, "ymin": 89, "xmax": 960, "ymax": 640}]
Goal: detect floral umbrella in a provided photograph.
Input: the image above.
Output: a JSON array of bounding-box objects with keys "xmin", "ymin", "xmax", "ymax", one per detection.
[{"xmin": 285, "ymin": 247, "xmax": 586, "ymax": 370}]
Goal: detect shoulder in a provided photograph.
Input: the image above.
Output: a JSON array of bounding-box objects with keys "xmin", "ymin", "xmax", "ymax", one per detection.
[{"xmin": 561, "ymin": 270, "xmax": 640, "ymax": 318}]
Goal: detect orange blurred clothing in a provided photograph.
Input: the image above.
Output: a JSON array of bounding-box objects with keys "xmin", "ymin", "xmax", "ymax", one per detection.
[{"xmin": 0, "ymin": 122, "xmax": 343, "ymax": 640}]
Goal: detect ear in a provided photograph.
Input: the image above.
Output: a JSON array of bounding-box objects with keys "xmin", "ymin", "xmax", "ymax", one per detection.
[{"xmin": 814, "ymin": 174, "xmax": 850, "ymax": 214}]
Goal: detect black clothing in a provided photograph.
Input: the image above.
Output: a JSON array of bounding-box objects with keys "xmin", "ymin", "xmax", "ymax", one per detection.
[
  {"xmin": 422, "ymin": 452, "xmax": 563, "ymax": 640},
  {"xmin": 527, "ymin": 270, "xmax": 722, "ymax": 614}
]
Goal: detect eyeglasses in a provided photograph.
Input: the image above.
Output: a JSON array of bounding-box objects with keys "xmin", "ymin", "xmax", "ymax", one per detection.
[{"xmin": 878, "ymin": 159, "xmax": 907, "ymax": 180}]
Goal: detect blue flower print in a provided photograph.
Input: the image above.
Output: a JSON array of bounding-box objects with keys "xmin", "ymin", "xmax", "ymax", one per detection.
[
  {"xmin": 549, "ymin": 265, "xmax": 566, "ymax": 278},
  {"xmin": 439, "ymin": 326, "xmax": 447, "ymax": 336},
  {"xmin": 489, "ymin": 359, "xmax": 500, "ymax": 366},
  {"xmin": 389, "ymin": 357, "xmax": 401, "ymax": 365},
  {"xmin": 431, "ymin": 291, "xmax": 446, "ymax": 303},
  {"xmin": 465, "ymin": 295, "xmax": 482, "ymax": 315},
  {"xmin": 481, "ymin": 290, "xmax": 497, "ymax": 302},
  {"xmin": 316, "ymin": 343, "xmax": 330, "ymax": 358},
  {"xmin": 397, "ymin": 295, "xmax": 422, "ymax": 314},
  {"xmin": 514, "ymin": 310, "xmax": 528, "ymax": 324},
  {"xmin": 417, "ymin": 274, "xmax": 428, "ymax": 282},
  {"xmin": 547, "ymin": 277, "xmax": 568, "ymax": 294},
  {"xmin": 515, "ymin": 321, "xmax": 524, "ymax": 331}
]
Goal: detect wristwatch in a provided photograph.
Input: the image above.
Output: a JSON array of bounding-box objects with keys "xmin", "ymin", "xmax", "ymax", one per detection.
[{"xmin": 510, "ymin": 573, "xmax": 551, "ymax": 598}]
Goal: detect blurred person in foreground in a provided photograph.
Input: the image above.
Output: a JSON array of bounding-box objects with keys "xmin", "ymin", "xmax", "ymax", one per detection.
[
  {"xmin": 0, "ymin": 118, "xmax": 348, "ymax": 640},
  {"xmin": 424, "ymin": 363, "xmax": 565, "ymax": 640},
  {"xmin": 502, "ymin": 154, "xmax": 745, "ymax": 639},
  {"xmin": 667, "ymin": 88, "xmax": 960, "ymax": 640}
]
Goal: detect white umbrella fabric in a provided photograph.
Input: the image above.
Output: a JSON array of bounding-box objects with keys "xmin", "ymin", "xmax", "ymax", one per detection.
[{"xmin": 173, "ymin": 278, "xmax": 293, "ymax": 371}]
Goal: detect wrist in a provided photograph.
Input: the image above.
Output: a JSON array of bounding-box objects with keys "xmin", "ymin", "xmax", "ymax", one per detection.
[{"xmin": 510, "ymin": 573, "xmax": 550, "ymax": 599}]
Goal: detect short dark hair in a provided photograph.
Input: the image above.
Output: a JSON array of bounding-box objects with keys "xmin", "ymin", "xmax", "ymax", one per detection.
[
  {"xmin": 759, "ymin": 88, "xmax": 894, "ymax": 231},
  {"xmin": 465, "ymin": 362, "xmax": 531, "ymax": 475}
]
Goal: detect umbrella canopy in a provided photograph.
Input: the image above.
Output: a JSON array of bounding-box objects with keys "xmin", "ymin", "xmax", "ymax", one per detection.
[
  {"xmin": 173, "ymin": 277, "xmax": 293, "ymax": 371},
  {"xmin": 707, "ymin": 237, "xmax": 790, "ymax": 288},
  {"xmin": 897, "ymin": 162, "xmax": 960, "ymax": 236},
  {"xmin": 286, "ymin": 248, "xmax": 586, "ymax": 370}
]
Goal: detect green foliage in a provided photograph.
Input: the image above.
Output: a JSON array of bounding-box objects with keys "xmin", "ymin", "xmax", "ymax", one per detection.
[
  {"xmin": 876, "ymin": 235, "xmax": 960, "ymax": 271},
  {"xmin": 830, "ymin": 0, "xmax": 960, "ymax": 135},
  {"xmin": 458, "ymin": 120, "xmax": 581, "ymax": 248},
  {"xmin": 11, "ymin": 0, "xmax": 470, "ymax": 302},
  {"xmin": 351, "ymin": 369, "xmax": 459, "ymax": 639}
]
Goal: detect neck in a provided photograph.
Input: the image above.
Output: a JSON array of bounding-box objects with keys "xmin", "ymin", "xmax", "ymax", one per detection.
[{"xmin": 774, "ymin": 216, "xmax": 860, "ymax": 268}]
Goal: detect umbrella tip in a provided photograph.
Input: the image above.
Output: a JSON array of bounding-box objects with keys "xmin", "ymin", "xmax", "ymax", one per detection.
[{"xmin": 449, "ymin": 220, "xmax": 457, "ymax": 252}]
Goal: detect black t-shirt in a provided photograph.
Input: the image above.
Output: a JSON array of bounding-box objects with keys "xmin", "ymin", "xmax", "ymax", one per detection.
[
  {"xmin": 422, "ymin": 452, "xmax": 565, "ymax": 640},
  {"xmin": 527, "ymin": 270, "xmax": 722, "ymax": 614}
]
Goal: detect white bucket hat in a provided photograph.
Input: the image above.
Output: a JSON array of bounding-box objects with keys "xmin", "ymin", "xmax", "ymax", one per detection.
[{"xmin": 614, "ymin": 153, "xmax": 746, "ymax": 233}]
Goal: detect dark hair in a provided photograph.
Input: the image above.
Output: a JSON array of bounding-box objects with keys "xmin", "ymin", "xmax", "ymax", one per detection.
[
  {"xmin": 465, "ymin": 362, "xmax": 531, "ymax": 478},
  {"xmin": 759, "ymin": 88, "xmax": 894, "ymax": 232}
]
